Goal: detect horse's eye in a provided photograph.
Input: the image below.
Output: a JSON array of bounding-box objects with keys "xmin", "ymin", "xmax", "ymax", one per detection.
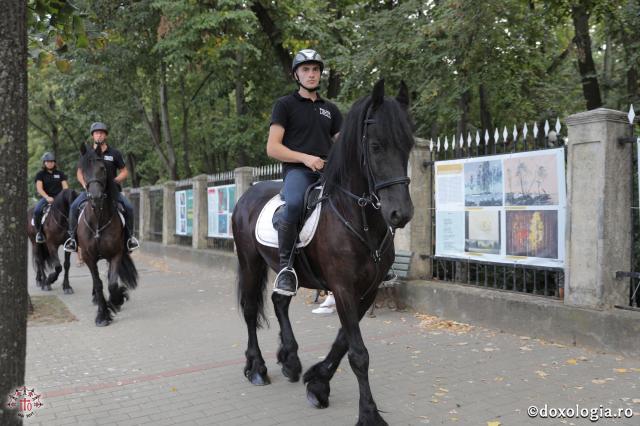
[{"xmin": 370, "ymin": 142, "xmax": 384, "ymax": 153}]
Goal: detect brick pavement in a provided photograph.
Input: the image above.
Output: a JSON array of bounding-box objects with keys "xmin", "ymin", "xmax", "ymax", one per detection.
[{"xmin": 23, "ymin": 251, "xmax": 640, "ymax": 425}]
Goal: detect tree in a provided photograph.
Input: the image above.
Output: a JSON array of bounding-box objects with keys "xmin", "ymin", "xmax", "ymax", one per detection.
[{"xmin": 0, "ymin": 2, "xmax": 28, "ymax": 424}]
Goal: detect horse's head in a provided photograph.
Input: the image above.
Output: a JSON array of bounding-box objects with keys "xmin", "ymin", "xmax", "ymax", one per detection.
[
  {"xmin": 79, "ymin": 143, "xmax": 108, "ymax": 210},
  {"xmin": 362, "ymin": 79, "xmax": 415, "ymax": 229}
]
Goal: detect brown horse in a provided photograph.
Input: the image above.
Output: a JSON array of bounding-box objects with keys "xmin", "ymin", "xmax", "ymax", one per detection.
[
  {"xmin": 27, "ymin": 188, "xmax": 78, "ymax": 293},
  {"xmin": 232, "ymin": 80, "xmax": 414, "ymax": 425},
  {"xmin": 76, "ymin": 143, "xmax": 138, "ymax": 326}
]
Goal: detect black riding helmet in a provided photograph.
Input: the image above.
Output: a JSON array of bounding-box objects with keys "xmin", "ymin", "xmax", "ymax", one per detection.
[
  {"xmin": 90, "ymin": 122, "xmax": 109, "ymax": 135},
  {"xmin": 291, "ymin": 49, "xmax": 324, "ymax": 77},
  {"xmin": 41, "ymin": 152, "xmax": 56, "ymax": 163}
]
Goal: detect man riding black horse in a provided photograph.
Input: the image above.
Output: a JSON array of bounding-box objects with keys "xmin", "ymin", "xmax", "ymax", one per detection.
[
  {"xmin": 64, "ymin": 122, "xmax": 139, "ymax": 253},
  {"xmin": 33, "ymin": 152, "xmax": 69, "ymax": 243}
]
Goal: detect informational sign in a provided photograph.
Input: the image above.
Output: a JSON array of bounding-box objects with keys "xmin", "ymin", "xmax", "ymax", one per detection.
[
  {"xmin": 175, "ymin": 189, "xmax": 193, "ymax": 236},
  {"xmin": 207, "ymin": 184, "xmax": 236, "ymax": 239},
  {"xmin": 434, "ymin": 148, "xmax": 566, "ymax": 267}
]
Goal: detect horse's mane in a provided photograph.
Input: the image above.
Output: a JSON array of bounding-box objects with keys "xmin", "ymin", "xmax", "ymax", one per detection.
[
  {"xmin": 322, "ymin": 94, "xmax": 413, "ymax": 194},
  {"xmin": 52, "ymin": 188, "xmax": 78, "ymax": 214}
]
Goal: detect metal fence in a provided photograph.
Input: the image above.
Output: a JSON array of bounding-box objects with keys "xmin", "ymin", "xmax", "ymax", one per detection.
[
  {"xmin": 253, "ymin": 163, "xmax": 282, "ymax": 183},
  {"xmin": 130, "ymin": 192, "xmax": 140, "ymax": 239},
  {"xmin": 430, "ymin": 119, "xmax": 566, "ymax": 298},
  {"xmin": 149, "ymin": 186, "xmax": 163, "ymax": 242}
]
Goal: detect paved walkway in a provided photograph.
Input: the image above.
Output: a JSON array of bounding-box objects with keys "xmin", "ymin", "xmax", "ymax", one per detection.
[{"xmin": 24, "ymin": 250, "xmax": 639, "ymax": 425}]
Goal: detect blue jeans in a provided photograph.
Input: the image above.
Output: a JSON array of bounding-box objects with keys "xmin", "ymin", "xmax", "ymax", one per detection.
[
  {"xmin": 281, "ymin": 168, "xmax": 321, "ymax": 225},
  {"xmin": 68, "ymin": 192, "xmax": 134, "ymax": 237},
  {"xmin": 33, "ymin": 198, "xmax": 49, "ymax": 229}
]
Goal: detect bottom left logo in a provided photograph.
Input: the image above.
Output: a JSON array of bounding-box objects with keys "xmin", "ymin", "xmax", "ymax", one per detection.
[{"xmin": 6, "ymin": 386, "xmax": 44, "ymax": 418}]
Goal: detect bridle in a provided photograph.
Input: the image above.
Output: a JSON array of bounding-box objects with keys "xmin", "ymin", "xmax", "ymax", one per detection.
[
  {"xmin": 326, "ymin": 100, "xmax": 411, "ymax": 300},
  {"xmin": 83, "ymin": 159, "xmax": 113, "ymax": 239}
]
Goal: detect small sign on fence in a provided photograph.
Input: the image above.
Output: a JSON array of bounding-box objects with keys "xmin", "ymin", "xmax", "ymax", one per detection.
[
  {"xmin": 175, "ymin": 189, "xmax": 193, "ymax": 236},
  {"xmin": 434, "ymin": 148, "xmax": 566, "ymax": 267},
  {"xmin": 207, "ymin": 185, "xmax": 236, "ymax": 239}
]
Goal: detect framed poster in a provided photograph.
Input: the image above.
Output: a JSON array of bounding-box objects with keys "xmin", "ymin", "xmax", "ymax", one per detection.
[
  {"xmin": 207, "ymin": 184, "xmax": 236, "ymax": 239},
  {"xmin": 175, "ymin": 189, "xmax": 193, "ymax": 236}
]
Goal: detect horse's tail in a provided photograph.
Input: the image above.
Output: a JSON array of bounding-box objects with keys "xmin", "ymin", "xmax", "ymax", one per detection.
[
  {"xmin": 236, "ymin": 259, "xmax": 270, "ymax": 329},
  {"xmin": 118, "ymin": 252, "xmax": 138, "ymax": 290},
  {"xmin": 32, "ymin": 241, "xmax": 54, "ymax": 271}
]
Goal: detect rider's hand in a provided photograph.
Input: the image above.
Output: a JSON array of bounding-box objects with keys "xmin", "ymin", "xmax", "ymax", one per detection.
[
  {"xmin": 46, "ymin": 196, "xmax": 54, "ymax": 204},
  {"xmin": 303, "ymin": 154, "xmax": 325, "ymax": 172}
]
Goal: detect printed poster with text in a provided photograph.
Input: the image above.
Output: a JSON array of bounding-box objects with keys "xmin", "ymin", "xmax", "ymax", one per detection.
[
  {"xmin": 175, "ymin": 189, "xmax": 194, "ymax": 236},
  {"xmin": 434, "ymin": 148, "xmax": 565, "ymax": 267},
  {"xmin": 207, "ymin": 184, "xmax": 236, "ymax": 239}
]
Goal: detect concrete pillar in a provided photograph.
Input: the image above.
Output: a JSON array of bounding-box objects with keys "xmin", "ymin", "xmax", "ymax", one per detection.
[
  {"xmin": 139, "ymin": 187, "xmax": 150, "ymax": 242},
  {"xmin": 192, "ymin": 174, "xmax": 208, "ymax": 249},
  {"xmin": 234, "ymin": 167, "xmax": 255, "ymax": 203},
  {"xmin": 162, "ymin": 181, "xmax": 176, "ymax": 246},
  {"xmin": 565, "ymin": 108, "xmax": 633, "ymax": 309},
  {"xmin": 396, "ymin": 138, "xmax": 433, "ymax": 280}
]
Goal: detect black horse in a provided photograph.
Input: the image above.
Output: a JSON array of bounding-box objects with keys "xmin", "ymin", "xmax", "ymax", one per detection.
[
  {"xmin": 27, "ymin": 188, "xmax": 78, "ymax": 293},
  {"xmin": 233, "ymin": 80, "xmax": 414, "ymax": 425},
  {"xmin": 77, "ymin": 143, "xmax": 138, "ymax": 326}
]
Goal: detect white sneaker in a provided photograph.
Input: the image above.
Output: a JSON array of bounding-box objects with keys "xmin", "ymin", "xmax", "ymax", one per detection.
[
  {"xmin": 312, "ymin": 306, "xmax": 335, "ymax": 314},
  {"xmin": 319, "ymin": 294, "xmax": 335, "ymax": 308}
]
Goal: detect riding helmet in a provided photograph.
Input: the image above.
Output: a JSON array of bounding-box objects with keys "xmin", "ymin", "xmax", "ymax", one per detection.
[
  {"xmin": 41, "ymin": 152, "xmax": 56, "ymax": 162},
  {"xmin": 291, "ymin": 49, "xmax": 324, "ymax": 76},
  {"xmin": 90, "ymin": 122, "xmax": 109, "ymax": 135}
]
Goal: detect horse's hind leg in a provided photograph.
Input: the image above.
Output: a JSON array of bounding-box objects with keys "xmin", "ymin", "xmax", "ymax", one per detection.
[
  {"xmin": 44, "ymin": 244, "xmax": 62, "ymax": 291},
  {"xmin": 61, "ymin": 251, "xmax": 74, "ymax": 294},
  {"xmin": 272, "ymin": 293, "xmax": 302, "ymax": 382},
  {"xmin": 238, "ymin": 252, "xmax": 270, "ymax": 386},
  {"xmin": 107, "ymin": 256, "xmax": 127, "ymax": 311}
]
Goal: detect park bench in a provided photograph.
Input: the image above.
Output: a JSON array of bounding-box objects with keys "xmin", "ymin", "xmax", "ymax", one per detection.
[{"xmin": 368, "ymin": 250, "xmax": 414, "ymax": 317}]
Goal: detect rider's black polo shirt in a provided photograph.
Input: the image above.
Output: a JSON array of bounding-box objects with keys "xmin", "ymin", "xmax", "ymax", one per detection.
[
  {"xmin": 79, "ymin": 145, "xmax": 126, "ymax": 191},
  {"xmin": 270, "ymin": 91, "xmax": 343, "ymax": 175},
  {"xmin": 35, "ymin": 169, "xmax": 67, "ymax": 197}
]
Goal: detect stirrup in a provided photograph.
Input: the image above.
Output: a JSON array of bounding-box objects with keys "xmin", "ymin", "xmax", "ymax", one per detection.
[
  {"xmin": 127, "ymin": 236, "xmax": 140, "ymax": 252},
  {"xmin": 272, "ymin": 267, "xmax": 298, "ymax": 296},
  {"xmin": 63, "ymin": 237, "xmax": 77, "ymax": 253}
]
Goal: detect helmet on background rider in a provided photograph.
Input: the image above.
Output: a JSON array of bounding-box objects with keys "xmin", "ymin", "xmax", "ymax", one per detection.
[
  {"xmin": 41, "ymin": 152, "xmax": 56, "ymax": 163},
  {"xmin": 90, "ymin": 122, "xmax": 109, "ymax": 135}
]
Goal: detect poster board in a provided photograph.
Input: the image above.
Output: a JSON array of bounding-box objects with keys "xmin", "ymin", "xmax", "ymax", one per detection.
[
  {"xmin": 175, "ymin": 189, "xmax": 193, "ymax": 236},
  {"xmin": 434, "ymin": 148, "xmax": 566, "ymax": 267},
  {"xmin": 207, "ymin": 184, "xmax": 236, "ymax": 239}
]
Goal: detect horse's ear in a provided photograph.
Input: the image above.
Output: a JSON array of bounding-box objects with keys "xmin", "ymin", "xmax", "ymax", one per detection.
[
  {"xmin": 396, "ymin": 81, "xmax": 410, "ymax": 109},
  {"xmin": 80, "ymin": 142, "xmax": 86, "ymax": 155},
  {"xmin": 372, "ymin": 79, "xmax": 385, "ymax": 109}
]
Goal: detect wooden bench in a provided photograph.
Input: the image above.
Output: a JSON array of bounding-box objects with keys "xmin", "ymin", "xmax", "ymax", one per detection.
[{"xmin": 369, "ymin": 250, "xmax": 413, "ymax": 317}]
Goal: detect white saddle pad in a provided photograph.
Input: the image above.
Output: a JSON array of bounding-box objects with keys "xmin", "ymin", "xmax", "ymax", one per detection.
[
  {"xmin": 255, "ymin": 188, "xmax": 323, "ymax": 248},
  {"xmin": 31, "ymin": 207, "xmax": 50, "ymax": 226}
]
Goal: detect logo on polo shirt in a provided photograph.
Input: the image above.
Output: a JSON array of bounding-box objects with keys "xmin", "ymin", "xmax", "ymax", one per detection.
[
  {"xmin": 104, "ymin": 155, "xmax": 114, "ymax": 161},
  {"xmin": 319, "ymin": 107, "xmax": 331, "ymax": 119},
  {"xmin": 53, "ymin": 174, "xmax": 60, "ymax": 179}
]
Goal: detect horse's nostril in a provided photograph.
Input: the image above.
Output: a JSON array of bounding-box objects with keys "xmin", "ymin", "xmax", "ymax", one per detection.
[{"xmin": 390, "ymin": 211, "xmax": 401, "ymax": 225}]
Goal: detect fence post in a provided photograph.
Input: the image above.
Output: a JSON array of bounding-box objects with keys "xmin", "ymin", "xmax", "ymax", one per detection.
[
  {"xmin": 192, "ymin": 174, "xmax": 208, "ymax": 249},
  {"xmin": 234, "ymin": 166, "xmax": 255, "ymax": 203},
  {"xmin": 397, "ymin": 138, "xmax": 432, "ymax": 279},
  {"xmin": 565, "ymin": 108, "xmax": 633, "ymax": 309},
  {"xmin": 139, "ymin": 186, "xmax": 150, "ymax": 242},
  {"xmin": 162, "ymin": 181, "xmax": 176, "ymax": 246}
]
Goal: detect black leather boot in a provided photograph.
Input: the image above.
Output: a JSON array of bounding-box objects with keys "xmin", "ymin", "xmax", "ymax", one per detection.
[{"xmin": 273, "ymin": 220, "xmax": 299, "ymax": 296}]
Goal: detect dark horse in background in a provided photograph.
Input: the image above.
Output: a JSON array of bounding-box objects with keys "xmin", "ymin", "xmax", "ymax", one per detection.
[
  {"xmin": 27, "ymin": 188, "xmax": 78, "ymax": 293},
  {"xmin": 233, "ymin": 80, "xmax": 414, "ymax": 425},
  {"xmin": 77, "ymin": 143, "xmax": 138, "ymax": 326}
]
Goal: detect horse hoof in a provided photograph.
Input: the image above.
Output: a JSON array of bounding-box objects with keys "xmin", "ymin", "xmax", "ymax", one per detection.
[
  {"xmin": 95, "ymin": 318, "xmax": 112, "ymax": 327},
  {"xmin": 64, "ymin": 288, "xmax": 74, "ymax": 295},
  {"xmin": 306, "ymin": 380, "xmax": 330, "ymax": 409},
  {"xmin": 44, "ymin": 285, "xmax": 52, "ymax": 291},
  {"xmin": 306, "ymin": 389, "xmax": 329, "ymax": 409},
  {"xmin": 282, "ymin": 365, "xmax": 300, "ymax": 383},
  {"xmin": 247, "ymin": 371, "xmax": 270, "ymax": 386}
]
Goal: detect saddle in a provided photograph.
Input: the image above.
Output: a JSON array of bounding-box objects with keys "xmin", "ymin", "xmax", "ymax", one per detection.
[
  {"xmin": 78, "ymin": 199, "xmax": 126, "ymax": 227},
  {"xmin": 255, "ymin": 185, "xmax": 324, "ymax": 248},
  {"xmin": 31, "ymin": 204, "xmax": 51, "ymax": 227}
]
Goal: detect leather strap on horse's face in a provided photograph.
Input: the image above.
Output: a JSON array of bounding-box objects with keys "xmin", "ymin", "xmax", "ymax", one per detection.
[{"xmin": 360, "ymin": 103, "xmax": 411, "ymax": 203}]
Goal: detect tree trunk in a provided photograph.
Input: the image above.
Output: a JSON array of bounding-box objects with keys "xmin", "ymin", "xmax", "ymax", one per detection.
[
  {"xmin": 0, "ymin": 2, "xmax": 28, "ymax": 425},
  {"xmin": 179, "ymin": 76, "xmax": 191, "ymax": 177},
  {"xmin": 571, "ymin": 1, "xmax": 603, "ymax": 110},
  {"xmin": 327, "ymin": 68, "xmax": 341, "ymax": 99},
  {"xmin": 159, "ymin": 62, "xmax": 178, "ymax": 180},
  {"xmin": 251, "ymin": 0, "xmax": 291, "ymax": 80},
  {"xmin": 126, "ymin": 152, "xmax": 140, "ymax": 187}
]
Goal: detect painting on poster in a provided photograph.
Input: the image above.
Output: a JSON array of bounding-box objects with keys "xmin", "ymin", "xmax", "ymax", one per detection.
[
  {"xmin": 175, "ymin": 189, "xmax": 193, "ymax": 236},
  {"xmin": 465, "ymin": 210, "xmax": 500, "ymax": 254},
  {"xmin": 464, "ymin": 160, "xmax": 503, "ymax": 206},
  {"xmin": 207, "ymin": 184, "xmax": 235, "ymax": 238},
  {"xmin": 506, "ymin": 210, "xmax": 558, "ymax": 259},
  {"xmin": 504, "ymin": 153, "xmax": 559, "ymax": 206}
]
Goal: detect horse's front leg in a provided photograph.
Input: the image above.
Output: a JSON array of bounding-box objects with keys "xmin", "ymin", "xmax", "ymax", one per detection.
[
  {"xmin": 44, "ymin": 243, "xmax": 62, "ymax": 291},
  {"xmin": 335, "ymin": 289, "xmax": 387, "ymax": 426},
  {"xmin": 272, "ymin": 292, "xmax": 302, "ymax": 382},
  {"xmin": 304, "ymin": 291, "xmax": 376, "ymax": 410},
  {"xmin": 86, "ymin": 260, "xmax": 112, "ymax": 326},
  {"xmin": 107, "ymin": 255, "xmax": 127, "ymax": 311},
  {"xmin": 61, "ymin": 251, "xmax": 74, "ymax": 294}
]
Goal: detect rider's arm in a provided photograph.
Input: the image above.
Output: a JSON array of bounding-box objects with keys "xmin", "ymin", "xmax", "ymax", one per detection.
[
  {"xmin": 76, "ymin": 168, "xmax": 86, "ymax": 189},
  {"xmin": 266, "ymin": 124, "xmax": 325, "ymax": 172},
  {"xmin": 62, "ymin": 180, "xmax": 69, "ymax": 189},
  {"xmin": 114, "ymin": 166, "xmax": 128, "ymax": 185},
  {"xmin": 36, "ymin": 180, "xmax": 53, "ymax": 203}
]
